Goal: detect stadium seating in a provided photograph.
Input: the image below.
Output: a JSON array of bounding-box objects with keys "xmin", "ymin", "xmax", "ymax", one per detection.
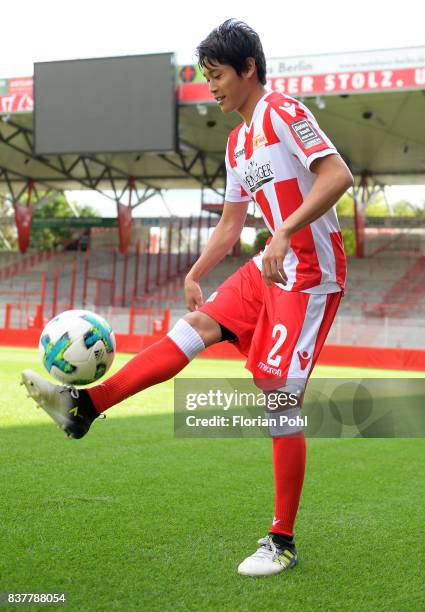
[{"xmin": 2, "ymin": 224, "xmax": 425, "ymax": 347}]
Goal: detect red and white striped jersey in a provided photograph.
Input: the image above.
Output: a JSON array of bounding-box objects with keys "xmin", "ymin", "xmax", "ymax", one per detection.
[{"xmin": 225, "ymin": 91, "xmax": 346, "ymax": 293}]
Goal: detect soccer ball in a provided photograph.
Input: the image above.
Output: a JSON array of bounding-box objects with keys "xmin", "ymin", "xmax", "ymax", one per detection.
[{"xmin": 39, "ymin": 309, "xmax": 116, "ymax": 385}]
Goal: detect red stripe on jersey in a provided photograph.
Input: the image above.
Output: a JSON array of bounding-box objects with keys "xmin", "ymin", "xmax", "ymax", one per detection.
[
  {"xmin": 255, "ymin": 189, "xmax": 275, "ymax": 231},
  {"xmin": 265, "ymin": 92, "xmax": 308, "ymax": 122},
  {"xmin": 330, "ymin": 231, "xmax": 347, "ymax": 290},
  {"xmin": 266, "ymin": 92, "xmax": 330, "ymax": 159},
  {"xmin": 274, "ymin": 178, "xmax": 322, "ymax": 290},
  {"xmin": 227, "ymin": 123, "xmax": 243, "ymax": 168},
  {"xmin": 241, "ymin": 186, "xmax": 248, "ymax": 198},
  {"xmin": 263, "ymin": 105, "xmax": 280, "ymax": 147},
  {"xmin": 245, "ymin": 124, "xmax": 254, "ymax": 160}
]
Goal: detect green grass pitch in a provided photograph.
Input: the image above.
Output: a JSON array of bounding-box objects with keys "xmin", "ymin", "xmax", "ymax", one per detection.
[{"xmin": 0, "ymin": 347, "xmax": 424, "ymax": 611}]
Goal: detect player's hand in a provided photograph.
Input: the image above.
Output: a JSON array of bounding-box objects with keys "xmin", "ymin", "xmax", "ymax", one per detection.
[
  {"xmin": 261, "ymin": 231, "xmax": 290, "ymax": 288},
  {"xmin": 184, "ymin": 276, "xmax": 204, "ymax": 311}
]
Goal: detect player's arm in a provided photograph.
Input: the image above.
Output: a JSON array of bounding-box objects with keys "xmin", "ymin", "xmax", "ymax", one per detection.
[
  {"xmin": 263, "ymin": 153, "xmax": 353, "ymax": 286},
  {"xmin": 283, "ymin": 154, "xmax": 353, "ymax": 233},
  {"xmin": 184, "ymin": 200, "xmax": 249, "ymax": 311}
]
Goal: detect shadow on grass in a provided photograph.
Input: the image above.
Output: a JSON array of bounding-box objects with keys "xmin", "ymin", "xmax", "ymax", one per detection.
[{"xmin": 1, "ymin": 414, "xmax": 424, "ymax": 611}]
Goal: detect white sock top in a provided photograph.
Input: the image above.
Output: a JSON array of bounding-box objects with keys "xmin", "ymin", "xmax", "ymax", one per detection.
[{"xmin": 167, "ymin": 319, "xmax": 206, "ymax": 361}]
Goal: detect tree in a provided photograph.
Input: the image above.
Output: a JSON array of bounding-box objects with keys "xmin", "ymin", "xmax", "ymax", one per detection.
[
  {"xmin": 392, "ymin": 200, "xmax": 417, "ymax": 217},
  {"xmin": 29, "ymin": 193, "xmax": 99, "ymax": 251},
  {"xmin": 0, "ymin": 197, "xmax": 18, "ymax": 250}
]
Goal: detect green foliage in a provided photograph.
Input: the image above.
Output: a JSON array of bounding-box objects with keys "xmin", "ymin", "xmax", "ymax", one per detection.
[
  {"xmin": 341, "ymin": 228, "xmax": 356, "ymax": 256},
  {"xmin": 239, "ymin": 240, "xmax": 254, "ymax": 255},
  {"xmin": 29, "ymin": 193, "xmax": 98, "ymax": 251},
  {"xmin": 253, "ymin": 228, "xmax": 271, "ymax": 253},
  {"xmin": 0, "ymin": 198, "xmax": 17, "ymax": 249},
  {"xmin": 336, "ymin": 192, "xmax": 354, "ymax": 216},
  {"xmin": 392, "ymin": 200, "xmax": 418, "ymax": 217},
  {"xmin": 365, "ymin": 193, "xmax": 388, "ymax": 217}
]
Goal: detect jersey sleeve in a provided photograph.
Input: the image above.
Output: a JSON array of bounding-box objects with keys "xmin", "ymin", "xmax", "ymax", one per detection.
[
  {"xmin": 224, "ymin": 142, "xmax": 251, "ymax": 203},
  {"xmin": 270, "ymin": 99, "xmax": 338, "ymax": 171}
]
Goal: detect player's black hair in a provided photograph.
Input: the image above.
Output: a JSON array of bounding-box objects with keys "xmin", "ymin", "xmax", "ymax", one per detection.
[{"xmin": 196, "ymin": 19, "xmax": 267, "ymax": 85}]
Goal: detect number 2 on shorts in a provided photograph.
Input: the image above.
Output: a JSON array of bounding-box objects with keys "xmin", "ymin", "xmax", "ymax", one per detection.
[{"xmin": 266, "ymin": 324, "xmax": 287, "ymax": 367}]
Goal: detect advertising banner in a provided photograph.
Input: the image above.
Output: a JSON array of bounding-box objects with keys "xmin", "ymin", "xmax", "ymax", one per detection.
[
  {"xmin": 177, "ymin": 46, "xmax": 425, "ymax": 101},
  {"xmin": 2, "ymin": 47, "xmax": 424, "ymax": 113},
  {"xmin": 0, "ymin": 78, "xmax": 33, "ymax": 113}
]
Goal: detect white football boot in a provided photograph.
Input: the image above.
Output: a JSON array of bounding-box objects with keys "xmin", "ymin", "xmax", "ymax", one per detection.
[
  {"xmin": 237, "ymin": 535, "xmax": 298, "ymax": 577},
  {"xmin": 21, "ymin": 369, "xmax": 100, "ymax": 439}
]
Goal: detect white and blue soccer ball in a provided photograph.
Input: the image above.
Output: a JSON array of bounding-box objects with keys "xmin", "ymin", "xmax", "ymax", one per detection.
[{"xmin": 39, "ymin": 309, "xmax": 116, "ymax": 385}]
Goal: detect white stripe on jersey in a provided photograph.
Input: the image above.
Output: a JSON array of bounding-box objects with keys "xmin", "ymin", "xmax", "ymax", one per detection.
[{"xmin": 286, "ymin": 293, "xmax": 327, "ymax": 381}]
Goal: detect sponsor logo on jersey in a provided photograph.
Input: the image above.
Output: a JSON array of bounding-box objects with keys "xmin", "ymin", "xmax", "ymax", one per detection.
[
  {"xmin": 278, "ymin": 101, "xmax": 297, "ymax": 118},
  {"xmin": 297, "ymin": 350, "xmax": 311, "ymax": 370},
  {"xmin": 234, "ymin": 147, "xmax": 245, "ymax": 159},
  {"xmin": 244, "ymin": 160, "xmax": 274, "ymax": 193},
  {"xmin": 253, "ymin": 130, "xmax": 268, "ymax": 150},
  {"xmin": 257, "ymin": 360, "xmax": 282, "ymax": 377},
  {"xmin": 291, "ymin": 119, "xmax": 324, "ymax": 149}
]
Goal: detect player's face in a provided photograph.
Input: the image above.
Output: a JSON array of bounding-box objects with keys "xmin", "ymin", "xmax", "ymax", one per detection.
[{"xmin": 202, "ymin": 60, "xmax": 250, "ymax": 115}]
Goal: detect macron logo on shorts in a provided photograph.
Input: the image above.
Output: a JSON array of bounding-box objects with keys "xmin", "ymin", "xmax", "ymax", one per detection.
[
  {"xmin": 297, "ymin": 350, "xmax": 311, "ymax": 371},
  {"xmin": 206, "ymin": 291, "xmax": 218, "ymax": 303}
]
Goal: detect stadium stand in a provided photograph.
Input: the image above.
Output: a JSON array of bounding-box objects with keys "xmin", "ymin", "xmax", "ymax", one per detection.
[{"xmin": 2, "ymin": 220, "xmax": 425, "ymax": 351}]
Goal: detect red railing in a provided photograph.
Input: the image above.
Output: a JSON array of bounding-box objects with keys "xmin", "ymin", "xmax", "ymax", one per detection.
[{"xmin": 1, "ymin": 302, "xmax": 170, "ymax": 336}]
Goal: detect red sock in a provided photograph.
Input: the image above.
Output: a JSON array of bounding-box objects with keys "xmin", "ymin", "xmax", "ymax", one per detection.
[
  {"xmin": 88, "ymin": 336, "xmax": 189, "ymax": 413},
  {"xmin": 269, "ymin": 433, "xmax": 306, "ymax": 537}
]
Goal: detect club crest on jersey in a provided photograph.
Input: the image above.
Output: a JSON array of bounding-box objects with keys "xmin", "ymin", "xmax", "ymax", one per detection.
[
  {"xmin": 244, "ymin": 160, "xmax": 274, "ymax": 194},
  {"xmin": 253, "ymin": 130, "xmax": 268, "ymax": 151},
  {"xmin": 291, "ymin": 119, "xmax": 324, "ymax": 149}
]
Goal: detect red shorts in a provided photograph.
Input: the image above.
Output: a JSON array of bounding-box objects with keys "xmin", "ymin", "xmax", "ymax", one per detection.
[{"xmin": 199, "ymin": 259, "xmax": 342, "ymax": 388}]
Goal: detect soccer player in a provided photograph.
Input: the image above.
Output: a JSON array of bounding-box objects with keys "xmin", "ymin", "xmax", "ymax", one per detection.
[{"xmin": 21, "ymin": 20, "xmax": 353, "ymax": 576}]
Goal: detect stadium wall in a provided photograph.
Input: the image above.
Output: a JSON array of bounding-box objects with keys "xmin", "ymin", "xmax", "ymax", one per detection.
[{"xmin": 1, "ymin": 328, "xmax": 425, "ymax": 371}]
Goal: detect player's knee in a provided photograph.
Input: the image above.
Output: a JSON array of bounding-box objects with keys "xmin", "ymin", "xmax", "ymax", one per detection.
[
  {"xmin": 265, "ymin": 384, "xmax": 306, "ymax": 437},
  {"xmin": 182, "ymin": 311, "xmax": 222, "ymax": 347}
]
